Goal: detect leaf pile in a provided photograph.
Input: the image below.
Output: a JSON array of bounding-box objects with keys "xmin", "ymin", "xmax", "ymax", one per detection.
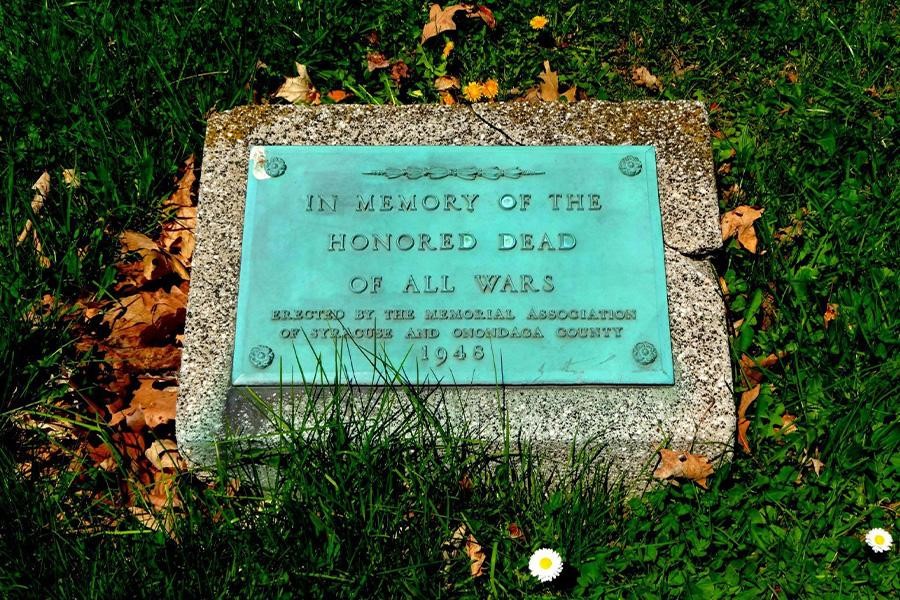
[{"xmin": 61, "ymin": 156, "xmax": 199, "ymax": 528}]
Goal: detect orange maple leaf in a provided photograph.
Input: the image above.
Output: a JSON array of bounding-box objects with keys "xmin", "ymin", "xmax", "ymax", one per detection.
[
  {"xmin": 721, "ymin": 205, "xmax": 764, "ymax": 253},
  {"xmin": 421, "ymin": 4, "xmax": 467, "ymax": 43},
  {"xmin": 737, "ymin": 384, "xmax": 761, "ymax": 453},
  {"xmin": 653, "ymin": 449, "xmax": 715, "ymax": 488}
]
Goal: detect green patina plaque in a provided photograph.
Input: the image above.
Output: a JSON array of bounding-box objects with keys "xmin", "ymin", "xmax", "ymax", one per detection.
[{"xmin": 232, "ymin": 146, "xmax": 673, "ymax": 385}]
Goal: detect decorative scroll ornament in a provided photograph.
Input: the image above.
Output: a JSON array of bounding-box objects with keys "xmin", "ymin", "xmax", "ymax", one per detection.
[{"xmin": 363, "ymin": 166, "xmax": 545, "ymax": 180}]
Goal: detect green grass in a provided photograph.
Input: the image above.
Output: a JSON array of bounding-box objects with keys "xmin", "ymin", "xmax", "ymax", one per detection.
[{"xmin": 1, "ymin": 0, "xmax": 898, "ymax": 597}]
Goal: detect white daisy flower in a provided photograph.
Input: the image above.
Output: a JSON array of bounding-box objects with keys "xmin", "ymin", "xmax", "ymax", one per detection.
[
  {"xmin": 865, "ymin": 528, "xmax": 893, "ymax": 553},
  {"xmin": 528, "ymin": 548, "xmax": 563, "ymax": 582}
]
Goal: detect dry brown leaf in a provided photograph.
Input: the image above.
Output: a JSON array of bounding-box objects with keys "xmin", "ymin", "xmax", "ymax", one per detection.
[
  {"xmin": 721, "ymin": 205, "xmax": 764, "ymax": 253},
  {"xmin": 466, "ymin": 534, "xmax": 486, "ymax": 578},
  {"xmin": 132, "ymin": 376, "xmax": 177, "ymax": 428},
  {"xmin": 631, "ymin": 66, "xmax": 662, "ymax": 92},
  {"xmin": 17, "ymin": 171, "xmax": 51, "ymax": 267},
  {"xmin": 739, "ymin": 352, "xmax": 780, "ymax": 386},
  {"xmin": 468, "ymin": 5, "xmax": 496, "ymax": 28},
  {"xmin": 653, "ymin": 449, "xmax": 714, "ymax": 488},
  {"xmin": 62, "ymin": 168, "xmax": 81, "ymax": 188},
  {"xmin": 807, "ymin": 457, "xmax": 824, "ymax": 476},
  {"xmin": 146, "ymin": 439, "xmax": 187, "ymax": 472},
  {"xmin": 148, "ymin": 471, "xmax": 183, "ymax": 510},
  {"xmin": 275, "ymin": 63, "xmax": 320, "ymax": 105},
  {"xmin": 737, "ymin": 384, "xmax": 761, "ymax": 454},
  {"xmin": 390, "ymin": 61, "xmax": 410, "ymax": 84},
  {"xmin": 761, "ymin": 293, "xmax": 777, "ymax": 331},
  {"xmin": 434, "ymin": 75, "xmax": 460, "ymax": 91},
  {"xmin": 421, "ymin": 4, "xmax": 467, "ymax": 43},
  {"xmin": 104, "ymin": 346, "xmax": 182, "ymax": 373},
  {"xmin": 327, "ymin": 90, "xmax": 351, "ymax": 102},
  {"xmin": 441, "ymin": 523, "xmax": 484, "ymax": 577},
  {"xmin": 560, "ymin": 86, "xmax": 577, "ymax": 103},
  {"xmin": 366, "ymin": 51, "xmax": 390, "ymax": 71},
  {"xmin": 158, "ymin": 156, "xmax": 198, "ymax": 266},
  {"xmin": 824, "ymin": 303, "xmax": 839, "ymax": 329},
  {"xmin": 102, "ymin": 284, "xmax": 187, "ymax": 350},
  {"xmin": 129, "ymin": 506, "xmax": 176, "ymax": 535},
  {"xmin": 120, "ymin": 231, "xmax": 158, "ymax": 253},
  {"xmin": 776, "ymin": 413, "xmax": 798, "ymax": 435},
  {"xmin": 538, "ymin": 60, "xmax": 559, "ymax": 101},
  {"xmin": 718, "ymin": 276, "xmax": 729, "ymax": 296}
]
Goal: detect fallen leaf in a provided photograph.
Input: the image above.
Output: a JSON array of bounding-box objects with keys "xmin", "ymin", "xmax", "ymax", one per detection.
[
  {"xmin": 774, "ymin": 207, "xmax": 808, "ymax": 244},
  {"xmin": 507, "ymin": 522, "xmax": 526, "ymax": 541},
  {"xmin": 62, "ymin": 168, "xmax": 81, "ymax": 188},
  {"xmin": 631, "ymin": 66, "xmax": 662, "ymax": 92},
  {"xmin": 737, "ymin": 384, "xmax": 761, "ymax": 454},
  {"xmin": 538, "ymin": 60, "xmax": 559, "ymax": 101},
  {"xmin": 739, "ymin": 353, "xmax": 779, "ymax": 386},
  {"xmin": 434, "ymin": 75, "xmax": 460, "ymax": 91},
  {"xmin": 147, "ymin": 470, "xmax": 183, "ymax": 511},
  {"xmin": 129, "ymin": 506, "xmax": 176, "ymax": 536},
  {"xmin": 469, "ymin": 5, "xmax": 496, "ymax": 28},
  {"xmin": 722, "ymin": 184, "xmax": 744, "ymax": 202},
  {"xmin": 760, "ymin": 293, "xmax": 777, "ymax": 331},
  {"xmin": 782, "ymin": 64, "xmax": 799, "ymax": 84},
  {"xmin": 671, "ymin": 55, "xmax": 698, "ymax": 78},
  {"xmin": 560, "ymin": 86, "xmax": 577, "ymax": 103},
  {"xmin": 653, "ymin": 449, "xmax": 714, "ymax": 488},
  {"xmin": 366, "ymin": 51, "xmax": 390, "ymax": 71},
  {"xmin": 776, "ymin": 413, "xmax": 798, "ymax": 435},
  {"xmin": 120, "ymin": 231, "xmax": 158, "ymax": 253},
  {"xmin": 466, "ymin": 534, "xmax": 486, "ymax": 578},
  {"xmin": 159, "ymin": 156, "xmax": 199, "ymax": 265},
  {"xmin": 327, "ymin": 90, "xmax": 351, "ymax": 102},
  {"xmin": 421, "ymin": 4, "xmax": 467, "ymax": 43},
  {"xmin": 274, "ymin": 63, "xmax": 320, "ymax": 105},
  {"xmin": 718, "ymin": 276, "xmax": 729, "ymax": 296},
  {"xmin": 132, "ymin": 376, "xmax": 177, "ymax": 428},
  {"xmin": 824, "ymin": 303, "xmax": 839, "ymax": 329},
  {"xmin": 17, "ymin": 171, "xmax": 51, "ymax": 267},
  {"xmin": 146, "ymin": 439, "xmax": 187, "ymax": 472},
  {"xmin": 439, "ymin": 91, "xmax": 456, "ymax": 105},
  {"xmin": 807, "ymin": 457, "xmax": 824, "ymax": 476},
  {"xmin": 390, "ymin": 61, "xmax": 410, "ymax": 84},
  {"xmin": 721, "ymin": 205, "xmax": 764, "ymax": 253},
  {"xmin": 104, "ymin": 346, "xmax": 182, "ymax": 373}
]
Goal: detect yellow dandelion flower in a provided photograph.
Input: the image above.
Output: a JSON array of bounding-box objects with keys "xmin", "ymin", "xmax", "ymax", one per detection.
[
  {"xmin": 482, "ymin": 79, "xmax": 499, "ymax": 99},
  {"xmin": 462, "ymin": 81, "xmax": 483, "ymax": 102},
  {"xmin": 442, "ymin": 40, "xmax": 455, "ymax": 58},
  {"xmin": 530, "ymin": 15, "xmax": 549, "ymax": 30}
]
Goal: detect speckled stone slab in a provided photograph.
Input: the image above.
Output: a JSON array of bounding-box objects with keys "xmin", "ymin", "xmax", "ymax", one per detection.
[{"xmin": 177, "ymin": 102, "xmax": 734, "ymax": 479}]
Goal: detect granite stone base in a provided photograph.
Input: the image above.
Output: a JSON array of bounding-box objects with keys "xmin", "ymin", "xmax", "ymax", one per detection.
[{"xmin": 177, "ymin": 102, "xmax": 734, "ymax": 480}]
